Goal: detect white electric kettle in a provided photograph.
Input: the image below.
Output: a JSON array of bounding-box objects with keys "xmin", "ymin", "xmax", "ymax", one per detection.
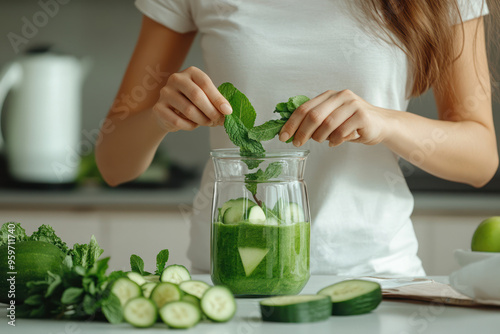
[{"xmin": 0, "ymin": 47, "xmax": 90, "ymax": 185}]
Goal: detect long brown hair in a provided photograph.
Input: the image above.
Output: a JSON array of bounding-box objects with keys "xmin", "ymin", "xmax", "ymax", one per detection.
[{"xmin": 354, "ymin": 0, "xmax": 499, "ymax": 99}]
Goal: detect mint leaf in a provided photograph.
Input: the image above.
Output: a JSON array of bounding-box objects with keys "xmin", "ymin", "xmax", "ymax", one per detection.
[
  {"xmin": 0, "ymin": 222, "xmax": 27, "ymax": 247},
  {"xmin": 61, "ymin": 287, "xmax": 84, "ymax": 305},
  {"xmin": 287, "ymin": 95, "xmax": 310, "ymax": 112},
  {"xmin": 218, "ymin": 82, "xmax": 256, "ymax": 129},
  {"xmin": 248, "ymin": 119, "xmax": 286, "ymax": 141},
  {"xmin": 155, "ymin": 249, "xmax": 169, "ymax": 275},
  {"xmin": 245, "ymin": 183, "xmax": 258, "ymax": 196},
  {"xmin": 242, "ymin": 159, "xmax": 264, "ymax": 169},
  {"xmin": 279, "ymin": 111, "xmax": 292, "ymax": 120},
  {"xmin": 244, "ymin": 162, "xmax": 283, "ymax": 197},
  {"xmin": 130, "ymin": 254, "xmax": 145, "ymax": 275},
  {"xmin": 263, "ymin": 162, "xmax": 283, "ymax": 179},
  {"xmin": 275, "ymin": 102, "xmax": 288, "ymax": 112},
  {"xmin": 30, "ymin": 224, "xmax": 69, "ymax": 254},
  {"xmin": 102, "ymin": 293, "xmax": 123, "ymax": 324},
  {"xmin": 224, "ymin": 114, "xmax": 264, "ymax": 154}
]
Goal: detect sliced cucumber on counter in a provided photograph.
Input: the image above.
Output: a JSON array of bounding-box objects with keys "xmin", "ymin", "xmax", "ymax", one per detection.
[
  {"xmin": 141, "ymin": 282, "xmax": 158, "ymax": 299},
  {"xmin": 161, "ymin": 264, "xmax": 191, "ymax": 284},
  {"xmin": 160, "ymin": 301, "xmax": 202, "ymax": 329},
  {"xmin": 182, "ymin": 294, "xmax": 201, "ymax": 307},
  {"xmin": 179, "ymin": 280, "xmax": 210, "ymax": 299},
  {"xmin": 110, "ymin": 277, "xmax": 142, "ymax": 307},
  {"xmin": 318, "ymin": 279, "xmax": 382, "ymax": 315},
  {"xmin": 200, "ymin": 286, "xmax": 236, "ymax": 322},
  {"xmin": 247, "ymin": 206, "xmax": 266, "ymax": 224},
  {"xmin": 150, "ymin": 282, "xmax": 182, "ymax": 308},
  {"xmin": 143, "ymin": 274, "xmax": 160, "ymax": 283},
  {"xmin": 123, "ymin": 297, "xmax": 158, "ymax": 328},
  {"xmin": 260, "ymin": 295, "xmax": 332, "ymax": 323}
]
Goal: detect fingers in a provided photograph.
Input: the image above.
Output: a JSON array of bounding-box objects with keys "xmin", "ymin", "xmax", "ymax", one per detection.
[
  {"xmin": 328, "ymin": 114, "xmax": 363, "ymax": 147},
  {"xmin": 187, "ymin": 67, "xmax": 233, "ymax": 115},
  {"xmin": 167, "ymin": 89, "xmax": 213, "ymax": 126},
  {"xmin": 311, "ymin": 102, "xmax": 357, "ymax": 143},
  {"xmin": 152, "ymin": 103, "xmax": 198, "ymax": 132},
  {"xmin": 278, "ymin": 91, "xmax": 332, "ymax": 143}
]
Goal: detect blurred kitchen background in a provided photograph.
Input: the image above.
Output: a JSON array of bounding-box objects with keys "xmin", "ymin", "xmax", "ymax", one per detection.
[{"xmin": 0, "ymin": 0, "xmax": 498, "ymax": 275}]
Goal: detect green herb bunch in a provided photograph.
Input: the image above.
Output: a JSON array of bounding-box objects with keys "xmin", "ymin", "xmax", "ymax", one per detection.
[{"xmin": 218, "ymin": 83, "xmax": 309, "ymax": 205}]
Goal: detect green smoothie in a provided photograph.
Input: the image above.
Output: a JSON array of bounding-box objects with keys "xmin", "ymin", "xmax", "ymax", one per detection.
[{"xmin": 211, "ymin": 221, "xmax": 310, "ymax": 296}]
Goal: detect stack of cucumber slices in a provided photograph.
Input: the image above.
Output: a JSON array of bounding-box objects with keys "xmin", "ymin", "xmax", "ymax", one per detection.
[
  {"xmin": 111, "ymin": 265, "xmax": 236, "ymax": 328},
  {"xmin": 260, "ymin": 279, "xmax": 382, "ymax": 323}
]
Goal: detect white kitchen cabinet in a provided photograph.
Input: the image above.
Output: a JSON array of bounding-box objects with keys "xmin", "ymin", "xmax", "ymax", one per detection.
[{"xmin": 411, "ymin": 213, "xmax": 487, "ymax": 276}]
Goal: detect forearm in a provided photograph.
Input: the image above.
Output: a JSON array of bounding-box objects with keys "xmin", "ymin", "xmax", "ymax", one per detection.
[
  {"xmin": 382, "ymin": 109, "xmax": 498, "ymax": 187},
  {"xmin": 95, "ymin": 109, "xmax": 168, "ymax": 186}
]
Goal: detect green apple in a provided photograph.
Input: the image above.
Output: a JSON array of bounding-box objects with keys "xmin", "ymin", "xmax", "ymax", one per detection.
[{"xmin": 471, "ymin": 216, "xmax": 500, "ymax": 252}]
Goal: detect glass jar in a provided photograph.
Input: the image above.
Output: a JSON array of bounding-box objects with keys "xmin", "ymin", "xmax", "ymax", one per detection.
[{"xmin": 210, "ymin": 149, "xmax": 310, "ymax": 296}]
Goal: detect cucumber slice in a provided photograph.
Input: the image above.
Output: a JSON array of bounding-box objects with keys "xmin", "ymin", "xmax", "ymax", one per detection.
[
  {"xmin": 238, "ymin": 247, "xmax": 269, "ymax": 276},
  {"xmin": 260, "ymin": 295, "xmax": 331, "ymax": 323},
  {"xmin": 221, "ymin": 198, "xmax": 257, "ymax": 224},
  {"xmin": 143, "ymin": 274, "xmax": 160, "ymax": 283},
  {"xmin": 220, "ymin": 198, "xmax": 257, "ymax": 222},
  {"xmin": 247, "ymin": 206, "xmax": 266, "ymax": 224},
  {"xmin": 111, "ymin": 278, "xmax": 142, "ymax": 307},
  {"xmin": 159, "ymin": 301, "xmax": 201, "ymax": 329},
  {"xmin": 182, "ymin": 294, "xmax": 201, "ymax": 307},
  {"xmin": 127, "ymin": 272, "xmax": 147, "ymax": 286},
  {"xmin": 265, "ymin": 217, "xmax": 279, "ymax": 226},
  {"xmin": 123, "ymin": 297, "xmax": 158, "ymax": 328},
  {"xmin": 141, "ymin": 282, "xmax": 158, "ymax": 299},
  {"xmin": 200, "ymin": 286, "xmax": 236, "ymax": 322},
  {"xmin": 317, "ymin": 279, "xmax": 382, "ymax": 315},
  {"xmin": 274, "ymin": 201, "xmax": 305, "ymax": 224},
  {"xmin": 161, "ymin": 264, "xmax": 191, "ymax": 284},
  {"xmin": 150, "ymin": 282, "xmax": 183, "ymax": 308},
  {"xmin": 179, "ymin": 280, "xmax": 210, "ymax": 299}
]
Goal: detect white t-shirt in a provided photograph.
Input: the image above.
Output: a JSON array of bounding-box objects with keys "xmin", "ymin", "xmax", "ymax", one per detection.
[{"xmin": 135, "ymin": 0, "xmax": 488, "ymax": 276}]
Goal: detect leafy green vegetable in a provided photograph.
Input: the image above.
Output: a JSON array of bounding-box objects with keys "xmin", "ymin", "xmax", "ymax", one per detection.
[
  {"xmin": 245, "ymin": 162, "xmax": 284, "ymax": 196},
  {"xmin": 0, "ymin": 222, "xmax": 28, "ymax": 247},
  {"xmin": 20, "ymin": 255, "xmax": 126, "ymax": 323},
  {"xmin": 130, "ymin": 254, "xmax": 145, "ymax": 275},
  {"xmin": 287, "ymin": 95, "xmax": 310, "ymax": 112},
  {"xmin": 155, "ymin": 249, "xmax": 170, "ymax": 275},
  {"xmin": 30, "ymin": 224, "xmax": 70, "ymax": 254},
  {"xmin": 248, "ymin": 119, "xmax": 286, "ymax": 142},
  {"xmin": 71, "ymin": 235, "xmax": 104, "ymax": 269},
  {"xmin": 224, "ymin": 115, "xmax": 265, "ymax": 154},
  {"xmin": 218, "ymin": 82, "xmax": 257, "ymax": 130}
]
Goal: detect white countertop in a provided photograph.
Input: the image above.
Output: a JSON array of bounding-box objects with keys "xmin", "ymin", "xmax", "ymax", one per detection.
[{"xmin": 1, "ymin": 275, "xmax": 499, "ymax": 334}]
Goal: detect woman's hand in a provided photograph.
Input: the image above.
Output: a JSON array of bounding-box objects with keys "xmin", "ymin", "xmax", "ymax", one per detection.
[
  {"xmin": 152, "ymin": 66, "xmax": 233, "ymax": 132},
  {"xmin": 279, "ymin": 89, "xmax": 392, "ymax": 147}
]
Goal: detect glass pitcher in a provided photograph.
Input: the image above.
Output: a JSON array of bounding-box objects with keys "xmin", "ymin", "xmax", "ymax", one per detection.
[{"xmin": 210, "ymin": 149, "xmax": 310, "ymax": 296}]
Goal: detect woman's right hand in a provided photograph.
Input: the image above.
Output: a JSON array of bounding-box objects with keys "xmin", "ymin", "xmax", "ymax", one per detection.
[{"xmin": 152, "ymin": 66, "xmax": 233, "ymax": 132}]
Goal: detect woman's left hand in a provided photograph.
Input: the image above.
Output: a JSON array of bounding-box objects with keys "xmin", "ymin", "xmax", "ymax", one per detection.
[{"xmin": 279, "ymin": 89, "xmax": 392, "ymax": 147}]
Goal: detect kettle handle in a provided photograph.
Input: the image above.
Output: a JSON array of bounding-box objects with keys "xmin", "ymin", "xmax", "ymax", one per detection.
[{"xmin": 0, "ymin": 62, "xmax": 22, "ymax": 150}]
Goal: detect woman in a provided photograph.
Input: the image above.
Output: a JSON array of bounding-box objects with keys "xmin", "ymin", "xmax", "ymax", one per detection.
[{"xmin": 96, "ymin": 0, "xmax": 498, "ymax": 276}]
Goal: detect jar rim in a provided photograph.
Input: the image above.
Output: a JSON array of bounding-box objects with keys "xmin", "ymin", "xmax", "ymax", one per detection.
[{"xmin": 210, "ymin": 148, "xmax": 309, "ymax": 159}]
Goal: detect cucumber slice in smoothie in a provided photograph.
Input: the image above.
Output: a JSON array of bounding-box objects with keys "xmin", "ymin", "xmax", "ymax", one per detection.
[
  {"xmin": 274, "ymin": 201, "xmax": 305, "ymax": 224},
  {"xmin": 247, "ymin": 206, "xmax": 266, "ymax": 224},
  {"xmin": 238, "ymin": 247, "xmax": 269, "ymax": 276},
  {"xmin": 220, "ymin": 198, "xmax": 256, "ymax": 223}
]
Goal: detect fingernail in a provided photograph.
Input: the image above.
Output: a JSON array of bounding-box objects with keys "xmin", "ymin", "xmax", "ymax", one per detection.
[
  {"xmin": 293, "ymin": 139, "xmax": 301, "ymax": 147},
  {"xmin": 280, "ymin": 132, "xmax": 290, "ymax": 142},
  {"xmin": 220, "ymin": 103, "xmax": 232, "ymax": 115}
]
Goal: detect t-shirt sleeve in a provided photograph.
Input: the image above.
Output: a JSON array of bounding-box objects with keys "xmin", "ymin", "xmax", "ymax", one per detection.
[
  {"xmin": 456, "ymin": 0, "xmax": 489, "ymax": 23},
  {"xmin": 135, "ymin": 0, "xmax": 197, "ymax": 33}
]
